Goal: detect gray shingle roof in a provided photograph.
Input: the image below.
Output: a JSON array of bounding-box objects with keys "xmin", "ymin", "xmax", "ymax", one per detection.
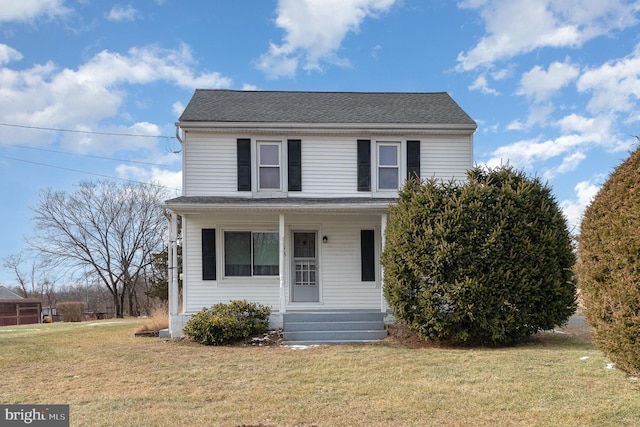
[
  {"xmin": 0, "ymin": 285, "xmax": 23, "ymax": 299},
  {"xmin": 179, "ymin": 90, "xmax": 476, "ymax": 126}
]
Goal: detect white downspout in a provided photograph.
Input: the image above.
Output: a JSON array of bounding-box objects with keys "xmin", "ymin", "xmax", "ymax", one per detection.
[
  {"xmin": 380, "ymin": 213, "xmax": 387, "ymax": 313},
  {"xmin": 279, "ymin": 213, "xmax": 286, "ymax": 314}
]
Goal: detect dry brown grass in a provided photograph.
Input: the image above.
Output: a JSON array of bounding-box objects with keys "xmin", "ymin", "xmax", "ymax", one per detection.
[
  {"xmin": 134, "ymin": 300, "xmax": 169, "ymax": 334},
  {"xmin": 0, "ymin": 318, "xmax": 639, "ymax": 426}
]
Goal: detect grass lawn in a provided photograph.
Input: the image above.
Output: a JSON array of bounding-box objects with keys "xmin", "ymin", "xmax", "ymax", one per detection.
[{"xmin": 0, "ymin": 319, "xmax": 638, "ymax": 427}]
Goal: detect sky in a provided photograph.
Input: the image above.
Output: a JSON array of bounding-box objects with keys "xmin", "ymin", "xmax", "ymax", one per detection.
[{"xmin": 1, "ymin": 0, "xmax": 639, "ymax": 285}]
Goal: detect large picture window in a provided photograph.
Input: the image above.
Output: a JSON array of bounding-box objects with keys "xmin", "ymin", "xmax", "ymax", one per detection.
[
  {"xmin": 258, "ymin": 142, "xmax": 281, "ymax": 190},
  {"xmin": 224, "ymin": 231, "xmax": 279, "ymax": 277},
  {"xmin": 377, "ymin": 143, "xmax": 399, "ymax": 190}
]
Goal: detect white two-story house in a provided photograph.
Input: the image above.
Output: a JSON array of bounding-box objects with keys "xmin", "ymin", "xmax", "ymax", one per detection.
[{"xmin": 165, "ymin": 90, "xmax": 476, "ymax": 343}]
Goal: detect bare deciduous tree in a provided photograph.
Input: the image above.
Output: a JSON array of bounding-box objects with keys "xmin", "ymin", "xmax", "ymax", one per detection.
[
  {"xmin": 3, "ymin": 252, "xmax": 55, "ymax": 299},
  {"xmin": 29, "ymin": 180, "xmax": 167, "ymax": 318}
]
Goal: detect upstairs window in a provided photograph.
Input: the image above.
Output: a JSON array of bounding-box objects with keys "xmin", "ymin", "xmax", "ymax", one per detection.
[
  {"xmin": 258, "ymin": 142, "xmax": 281, "ymax": 190},
  {"xmin": 377, "ymin": 143, "xmax": 400, "ymax": 190}
]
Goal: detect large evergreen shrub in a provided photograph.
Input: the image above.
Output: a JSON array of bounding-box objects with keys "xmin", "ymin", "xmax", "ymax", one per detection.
[
  {"xmin": 183, "ymin": 300, "xmax": 271, "ymax": 345},
  {"xmin": 382, "ymin": 165, "xmax": 576, "ymax": 345},
  {"xmin": 576, "ymin": 146, "xmax": 640, "ymax": 375}
]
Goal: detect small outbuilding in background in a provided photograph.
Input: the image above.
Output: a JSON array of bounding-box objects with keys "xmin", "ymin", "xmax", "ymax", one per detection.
[{"xmin": 0, "ymin": 285, "xmax": 42, "ymax": 326}]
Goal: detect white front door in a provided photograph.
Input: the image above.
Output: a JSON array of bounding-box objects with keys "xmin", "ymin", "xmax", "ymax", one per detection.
[{"xmin": 291, "ymin": 231, "xmax": 319, "ymax": 302}]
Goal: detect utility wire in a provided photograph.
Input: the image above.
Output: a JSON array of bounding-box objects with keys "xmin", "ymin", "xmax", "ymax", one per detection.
[
  {"xmin": 0, "ymin": 122, "xmax": 177, "ymax": 139},
  {"xmin": 0, "ymin": 142, "xmax": 169, "ymax": 167},
  {"xmin": 0, "ymin": 155, "xmax": 181, "ymax": 192}
]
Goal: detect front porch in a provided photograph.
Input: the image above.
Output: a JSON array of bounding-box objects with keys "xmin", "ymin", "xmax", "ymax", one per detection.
[{"xmin": 165, "ymin": 200, "xmax": 396, "ymax": 340}]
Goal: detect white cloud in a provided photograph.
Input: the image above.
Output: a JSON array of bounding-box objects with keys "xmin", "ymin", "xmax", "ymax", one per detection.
[
  {"xmin": 256, "ymin": 0, "xmax": 396, "ymax": 79},
  {"xmin": 526, "ymin": 104, "xmax": 555, "ymax": 128},
  {"xmin": 115, "ymin": 164, "xmax": 182, "ymax": 195},
  {"xmin": 0, "ymin": 44, "xmax": 232, "ymax": 150},
  {"xmin": 172, "ymin": 101, "xmax": 184, "ymax": 118},
  {"xmin": 0, "ymin": 0, "xmax": 69, "ymax": 22},
  {"xmin": 517, "ymin": 61, "xmax": 580, "ymax": 102},
  {"xmin": 106, "ymin": 5, "xmax": 139, "ymax": 22},
  {"xmin": 485, "ymin": 112, "xmax": 625, "ymax": 179},
  {"xmin": 577, "ymin": 43, "xmax": 640, "ymax": 114},
  {"xmin": 543, "ymin": 150, "xmax": 586, "ymax": 180},
  {"xmin": 469, "ymin": 74, "xmax": 500, "ymax": 95},
  {"xmin": 560, "ymin": 178, "xmax": 603, "ymax": 233},
  {"xmin": 0, "ymin": 44, "xmax": 23, "ymax": 65},
  {"xmin": 506, "ymin": 120, "xmax": 525, "ymax": 131},
  {"xmin": 456, "ymin": 0, "xmax": 639, "ymax": 71}
]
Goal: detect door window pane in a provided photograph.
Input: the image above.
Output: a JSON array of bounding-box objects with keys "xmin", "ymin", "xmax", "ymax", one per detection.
[{"xmin": 293, "ymin": 233, "xmax": 315, "ymax": 258}]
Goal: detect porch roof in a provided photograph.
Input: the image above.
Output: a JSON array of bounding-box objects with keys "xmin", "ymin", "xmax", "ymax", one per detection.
[{"xmin": 164, "ymin": 196, "xmax": 397, "ymax": 214}]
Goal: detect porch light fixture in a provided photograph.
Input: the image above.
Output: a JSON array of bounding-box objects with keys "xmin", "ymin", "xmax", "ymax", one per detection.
[{"xmin": 322, "ymin": 235, "xmax": 328, "ymax": 243}]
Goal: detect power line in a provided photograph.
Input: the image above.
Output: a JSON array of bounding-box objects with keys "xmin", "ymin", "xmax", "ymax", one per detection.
[
  {"xmin": 0, "ymin": 122, "xmax": 177, "ymax": 139},
  {"xmin": 0, "ymin": 142, "xmax": 171, "ymax": 167},
  {"xmin": 0, "ymin": 155, "xmax": 181, "ymax": 192}
]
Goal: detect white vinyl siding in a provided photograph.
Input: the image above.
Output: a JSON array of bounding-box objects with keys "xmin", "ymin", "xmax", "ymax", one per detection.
[
  {"xmin": 180, "ymin": 213, "xmax": 382, "ymax": 314},
  {"xmin": 181, "ymin": 133, "xmax": 473, "ymax": 197},
  {"xmin": 422, "ymin": 135, "xmax": 473, "ymax": 182},
  {"xmin": 183, "ymin": 133, "xmax": 238, "ymax": 196},
  {"xmin": 182, "ymin": 215, "xmax": 281, "ymax": 314},
  {"xmin": 300, "ymin": 137, "xmax": 358, "ymax": 196}
]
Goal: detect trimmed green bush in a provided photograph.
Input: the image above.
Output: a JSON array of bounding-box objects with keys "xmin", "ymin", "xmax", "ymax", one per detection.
[
  {"xmin": 183, "ymin": 300, "xmax": 271, "ymax": 345},
  {"xmin": 382, "ymin": 165, "xmax": 576, "ymax": 345},
  {"xmin": 57, "ymin": 301, "xmax": 87, "ymax": 322},
  {"xmin": 576, "ymin": 146, "xmax": 640, "ymax": 376}
]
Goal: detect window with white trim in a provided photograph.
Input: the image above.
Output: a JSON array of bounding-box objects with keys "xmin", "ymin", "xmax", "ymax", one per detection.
[
  {"xmin": 224, "ymin": 231, "xmax": 279, "ymax": 277},
  {"xmin": 377, "ymin": 142, "xmax": 400, "ymax": 190},
  {"xmin": 258, "ymin": 142, "xmax": 281, "ymax": 190}
]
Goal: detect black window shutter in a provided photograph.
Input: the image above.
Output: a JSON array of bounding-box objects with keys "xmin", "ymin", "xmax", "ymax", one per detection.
[
  {"xmin": 237, "ymin": 138, "xmax": 251, "ymax": 191},
  {"xmin": 407, "ymin": 140, "xmax": 420, "ymax": 180},
  {"xmin": 288, "ymin": 139, "xmax": 302, "ymax": 191},
  {"xmin": 202, "ymin": 229, "xmax": 216, "ymax": 280},
  {"xmin": 357, "ymin": 140, "xmax": 371, "ymax": 191},
  {"xmin": 361, "ymin": 230, "xmax": 375, "ymax": 282}
]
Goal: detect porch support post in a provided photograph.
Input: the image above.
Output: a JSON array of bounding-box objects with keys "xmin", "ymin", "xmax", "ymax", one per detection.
[
  {"xmin": 380, "ymin": 213, "xmax": 387, "ymax": 313},
  {"xmin": 279, "ymin": 213, "xmax": 286, "ymax": 314},
  {"xmin": 169, "ymin": 212, "xmax": 179, "ymax": 316}
]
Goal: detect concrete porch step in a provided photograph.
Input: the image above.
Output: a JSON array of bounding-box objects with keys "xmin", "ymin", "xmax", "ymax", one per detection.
[
  {"xmin": 282, "ymin": 311, "xmax": 387, "ymax": 345},
  {"xmin": 284, "ymin": 320, "xmax": 384, "ymax": 332}
]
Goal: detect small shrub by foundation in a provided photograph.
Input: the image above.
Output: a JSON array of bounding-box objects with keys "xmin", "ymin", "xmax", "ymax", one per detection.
[{"xmin": 183, "ymin": 300, "xmax": 271, "ymax": 345}]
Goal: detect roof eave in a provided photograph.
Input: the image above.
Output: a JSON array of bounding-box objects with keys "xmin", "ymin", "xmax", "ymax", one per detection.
[{"xmin": 175, "ymin": 121, "xmax": 477, "ymax": 136}]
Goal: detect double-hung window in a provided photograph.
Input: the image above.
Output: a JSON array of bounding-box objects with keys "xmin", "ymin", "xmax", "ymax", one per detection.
[
  {"xmin": 377, "ymin": 142, "xmax": 400, "ymax": 190},
  {"xmin": 258, "ymin": 142, "xmax": 281, "ymax": 190},
  {"xmin": 224, "ymin": 231, "xmax": 279, "ymax": 277}
]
